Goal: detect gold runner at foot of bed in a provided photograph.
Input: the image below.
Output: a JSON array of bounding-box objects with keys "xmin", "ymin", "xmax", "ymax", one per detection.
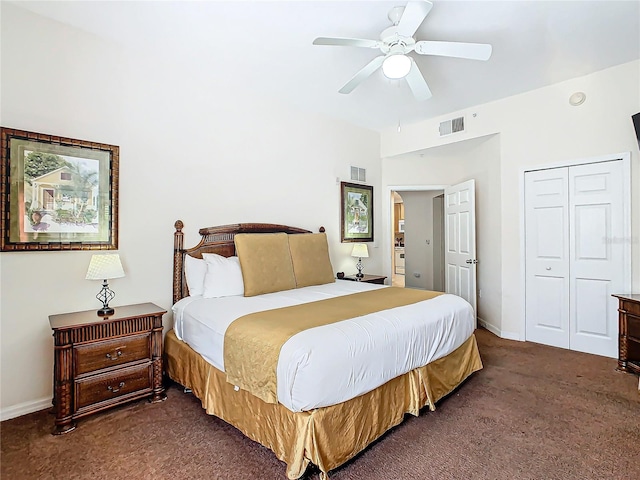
[
  {"xmin": 225, "ymin": 287, "xmax": 444, "ymax": 404},
  {"xmin": 164, "ymin": 330, "xmax": 482, "ymax": 480}
]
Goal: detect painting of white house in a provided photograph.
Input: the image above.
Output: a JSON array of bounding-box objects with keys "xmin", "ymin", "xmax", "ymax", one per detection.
[
  {"xmin": 346, "ymin": 191, "xmax": 369, "ymax": 234},
  {"xmin": 23, "ymin": 151, "xmax": 99, "ymax": 234}
]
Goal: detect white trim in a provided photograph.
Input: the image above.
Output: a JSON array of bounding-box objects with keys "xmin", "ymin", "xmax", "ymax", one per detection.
[
  {"xmin": 519, "ymin": 152, "xmax": 632, "ymax": 345},
  {"xmin": 520, "ymin": 151, "xmax": 631, "ymax": 172},
  {"xmin": 498, "ymin": 329, "xmax": 522, "ymax": 342},
  {"xmin": 388, "ymin": 185, "xmax": 449, "ymax": 191},
  {"xmin": 478, "ymin": 317, "xmax": 521, "ymax": 341},
  {"xmin": 1, "ymin": 397, "xmax": 51, "ymax": 421},
  {"xmin": 518, "ymin": 168, "xmax": 527, "ymax": 341}
]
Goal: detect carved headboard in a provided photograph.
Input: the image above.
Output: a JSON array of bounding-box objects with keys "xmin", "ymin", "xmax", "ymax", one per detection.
[{"xmin": 172, "ymin": 220, "xmax": 325, "ymax": 304}]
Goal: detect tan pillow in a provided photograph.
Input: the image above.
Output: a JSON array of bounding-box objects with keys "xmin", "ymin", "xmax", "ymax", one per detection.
[
  {"xmin": 288, "ymin": 233, "xmax": 335, "ymax": 288},
  {"xmin": 234, "ymin": 233, "xmax": 296, "ymax": 296}
]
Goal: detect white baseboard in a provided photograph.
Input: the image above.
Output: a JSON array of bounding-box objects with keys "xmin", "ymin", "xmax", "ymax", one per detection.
[
  {"xmin": 1, "ymin": 397, "xmax": 51, "ymax": 421},
  {"xmin": 477, "ymin": 317, "xmax": 522, "ymax": 342},
  {"xmin": 500, "ymin": 330, "xmax": 522, "ymax": 341}
]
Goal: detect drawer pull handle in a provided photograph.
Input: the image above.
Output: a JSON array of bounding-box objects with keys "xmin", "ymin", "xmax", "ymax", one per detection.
[
  {"xmin": 107, "ymin": 382, "xmax": 125, "ymax": 394},
  {"xmin": 106, "ymin": 350, "xmax": 123, "ymax": 360}
]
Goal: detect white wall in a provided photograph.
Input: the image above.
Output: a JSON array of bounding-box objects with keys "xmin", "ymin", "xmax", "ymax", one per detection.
[
  {"xmin": 0, "ymin": 4, "xmax": 381, "ymax": 418},
  {"xmin": 383, "ymin": 135, "xmax": 503, "ymax": 328},
  {"xmin": 381, "ymin": 60, "xmax": 640, "ymax": 340}
]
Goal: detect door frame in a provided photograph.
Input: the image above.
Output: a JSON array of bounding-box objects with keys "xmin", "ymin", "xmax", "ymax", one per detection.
[
  {"xmin": 386, "ymin": 185, "xmax": 448, "ymax": 284},
  {"xmin": 519, "ymin": 152, "xmax": 632, "ymax": 342}
]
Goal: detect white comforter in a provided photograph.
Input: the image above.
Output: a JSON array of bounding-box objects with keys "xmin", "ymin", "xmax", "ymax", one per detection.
[{"xmin": 172, "ymin": 282, "xmax": 475, "ymax": 412}]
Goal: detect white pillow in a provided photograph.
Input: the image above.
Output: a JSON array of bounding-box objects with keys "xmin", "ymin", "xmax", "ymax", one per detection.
[
  {"xmin": 184, "ymin": 255, "xmax": 207, "ymax": 296},
  {"xmin": 202, "ymin": 253, "xmax": 244, "ymax": 298}
]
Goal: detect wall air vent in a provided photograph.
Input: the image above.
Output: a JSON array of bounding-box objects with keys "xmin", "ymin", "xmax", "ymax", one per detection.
[
  {"xmin": 350, "ymin": 166, "xmax": 366, "ymax": 182},
  {"xmin": 439, "ymin": 116, "xmax": 465, "ymax": 136}
]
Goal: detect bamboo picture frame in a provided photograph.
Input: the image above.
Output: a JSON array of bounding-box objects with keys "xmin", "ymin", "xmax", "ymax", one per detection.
[{"xmin": 1, "ymin": 127, "xmax": 119, "ymax": 251}]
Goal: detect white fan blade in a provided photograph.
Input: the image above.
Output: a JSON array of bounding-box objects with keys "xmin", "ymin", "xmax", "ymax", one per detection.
[
  {"xmin": 415, "ymin": 41, "xmax": 492, "ymax": 61},
  {"xmin": 396, "ymin": 0, "xmax": 433, "ymax": 37},
  {"xmin": 339, "ymin": 55, "xmax": 386, "ymax": 94},
  {"xmin": 313, "ymin": 37, "xmax": 381, "ymax": 49},
  {"xmin": 405, "ymin": 59, "xmax": 432, "ymax": 101}
]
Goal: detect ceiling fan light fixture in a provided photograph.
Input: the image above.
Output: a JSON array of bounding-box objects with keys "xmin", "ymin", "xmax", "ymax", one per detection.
[{"xmin": 382, "ymin": 54, "xmax": 411, "ymax": 79}]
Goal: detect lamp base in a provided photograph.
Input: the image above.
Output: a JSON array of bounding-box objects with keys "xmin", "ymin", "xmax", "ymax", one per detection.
[
  {"xmin": 355, "ymin": 257, "xmax": 364, "ymax": 279},
  {"xmin": 97, "ymin": 307, "xmax": 114, "ymax": 317}
]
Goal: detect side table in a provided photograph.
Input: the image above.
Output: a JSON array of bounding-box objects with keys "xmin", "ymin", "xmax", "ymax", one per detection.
[
  {"xmin": 340, "ymin": 274, "xmax": 387, "ymax": 285},
  {"xmin": 49, "ymin": 303, "xmax": 166, "ymax": 434}
]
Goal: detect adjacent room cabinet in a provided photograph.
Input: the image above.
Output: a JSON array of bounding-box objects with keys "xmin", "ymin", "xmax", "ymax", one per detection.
[
  {"xmin": 394, "ymin": 202, "xmax": 404, "ymax": 233},
  {"xmin": 524, "ymin": 159, "xmax": 630, "ymax": 358}
]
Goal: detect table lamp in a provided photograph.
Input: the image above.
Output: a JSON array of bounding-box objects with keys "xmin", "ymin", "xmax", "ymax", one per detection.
[
  {"xmin": 85, "ymin": 253, "xmax": 125, "ymax": 316},
  {"xmin": 351, "ymin": 243, "xmax": 369, "ymax": 279}
]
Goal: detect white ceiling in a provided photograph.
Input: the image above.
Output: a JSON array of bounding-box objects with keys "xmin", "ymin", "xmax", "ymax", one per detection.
[{"xmin": 12, "ymin": 0, "xmax": 640, "ymax": 132}]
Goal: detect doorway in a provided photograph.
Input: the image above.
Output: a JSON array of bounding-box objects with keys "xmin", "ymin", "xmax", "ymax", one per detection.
[
  {"xmin": 392, "ymin": 191, "xmax": 405, "ymax": 287},
  {"xmin": 390, "ymin": 189, "xmax": 445, "ymax": 291}
]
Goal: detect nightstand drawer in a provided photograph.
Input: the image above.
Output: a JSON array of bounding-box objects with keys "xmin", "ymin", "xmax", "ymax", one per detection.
[
  {"xmin": 621, "ymin": 299, "xmax": 640, "ymax": 317},
  {"xmin": 74, "ymin": 334, "xmax": 151, "ymax": 375},
  {"xmin": 627, "ymin": 314, "xmax": 640, "ymax": 340},
  {"xmin": 75, "ymin": 363, "xmax": 152, "ymax": 410}
]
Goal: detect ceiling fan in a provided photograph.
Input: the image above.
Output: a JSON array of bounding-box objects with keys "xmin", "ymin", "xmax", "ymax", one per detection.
[{"xmin": 313, "ymin": 0, "xmax": 492, "ymax": 101}]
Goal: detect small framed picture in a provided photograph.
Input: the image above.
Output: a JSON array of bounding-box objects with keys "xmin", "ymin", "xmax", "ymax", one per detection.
[{"xmin": 340, "ymin": 181, "xmax": 373, "ymax": 243}]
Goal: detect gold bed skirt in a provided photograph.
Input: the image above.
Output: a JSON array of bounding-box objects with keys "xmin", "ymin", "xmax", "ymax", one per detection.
[{"xmin": 164, "ymin": 329, "xmax": 483, "ymax": 479}]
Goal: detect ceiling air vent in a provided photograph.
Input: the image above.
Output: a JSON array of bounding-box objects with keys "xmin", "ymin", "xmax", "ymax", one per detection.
[
  {"xmin": 439, "ymin": 116, "xmax": 465, "ymax": 136},
  {"xmin": 350, "ymin": 166, "xmax": 366, "ymax": 182}
]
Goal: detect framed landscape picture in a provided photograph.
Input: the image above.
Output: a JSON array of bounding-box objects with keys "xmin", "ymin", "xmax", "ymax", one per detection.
[
  {"xmin": 340, "ymin": 181, "xmax": 373, "ymax": 243},
  {"xmin": 0, "ymin": 127, "xmax": 119, "ymax": 251}
]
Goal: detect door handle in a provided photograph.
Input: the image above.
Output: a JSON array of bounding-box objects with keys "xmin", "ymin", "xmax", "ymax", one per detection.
[{"xmin": 465, "ymin": 259, "xmax": 478, "ymax": 264}]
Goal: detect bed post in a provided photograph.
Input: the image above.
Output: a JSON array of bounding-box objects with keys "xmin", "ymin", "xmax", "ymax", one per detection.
[{"xmin": 173, "ymin": 220, "xmax": 185, "ymax": 305}]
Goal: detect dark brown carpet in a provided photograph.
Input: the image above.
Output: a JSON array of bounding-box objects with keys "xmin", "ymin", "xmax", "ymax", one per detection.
[{"xmin": 2, "ymin": 329, "xmax": 638, "ymax": 480}]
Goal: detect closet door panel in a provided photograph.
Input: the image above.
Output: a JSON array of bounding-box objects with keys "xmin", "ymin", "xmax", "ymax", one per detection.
[
  {"xmin": 574, "ymin": 278, "xmax": 611, "ymax": 336},
  {"xmin": 525, "ymin": 168, "xmax": 569, "ymax": 348},
  {"xmin": 569, "ymin": 161, "xmax": 624, "ymax": 358}
]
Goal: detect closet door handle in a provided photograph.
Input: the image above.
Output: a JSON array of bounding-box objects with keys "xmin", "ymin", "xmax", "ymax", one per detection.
[{"xmin": 546, "ymin": 267, "xmax": 551, "ymax": 270}]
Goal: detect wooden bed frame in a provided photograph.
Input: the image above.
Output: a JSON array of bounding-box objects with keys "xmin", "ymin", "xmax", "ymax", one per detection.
[{"xmin": 168, "ymin": 220, "xmax": 482, "ymax": 479}]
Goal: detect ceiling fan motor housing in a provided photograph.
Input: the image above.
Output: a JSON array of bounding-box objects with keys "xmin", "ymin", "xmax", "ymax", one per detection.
[{"xmin": 380, "ymin": 26, "xmax": 416, "ymax": 55}]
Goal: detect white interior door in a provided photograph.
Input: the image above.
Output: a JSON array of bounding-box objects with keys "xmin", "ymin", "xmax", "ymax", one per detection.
[
  {"xmin": 569, "ymin": 161, "xmax": 625, "ymax": 357},
  {"xmin": 444, "ymin": 179, "xmax": 477, "ymax": 314},
  {"xmin": 525, "ymin": 168, "xmax": 570, "ymax": 348}
]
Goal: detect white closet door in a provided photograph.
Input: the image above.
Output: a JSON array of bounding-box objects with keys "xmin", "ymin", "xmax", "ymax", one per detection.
[
  {"xmin": 569, "ymin": 161, "xmax": 625, "ymax": 358},
  {"xmin": 525, "ymin": 168, "xmax": 570, "ymax": 348}
]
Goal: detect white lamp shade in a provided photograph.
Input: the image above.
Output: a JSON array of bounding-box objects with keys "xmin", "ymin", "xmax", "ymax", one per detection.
[
  {"xmin": 351, "ymin": 243, "xmax": 369, "ymax": 258},
  {"xmin": 86, "ymin": 254, "xmax": 125, "ymax": 280},
  {"xmin": 382, "ymin": 54, "xmax": 411, "ymax": 79}
]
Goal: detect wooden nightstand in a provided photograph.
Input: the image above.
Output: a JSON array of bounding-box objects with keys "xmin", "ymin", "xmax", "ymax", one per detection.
[
  {"xmin": 340, "ymin": 274, "xmax": 387, "ymax": 285},
  {"xmin": 612, "ymin": 294, "xmax": 640, "ymax": 375},
  {"xmin": 49, "ymin": 303, "xmax": 166, "ymax": 435}
]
